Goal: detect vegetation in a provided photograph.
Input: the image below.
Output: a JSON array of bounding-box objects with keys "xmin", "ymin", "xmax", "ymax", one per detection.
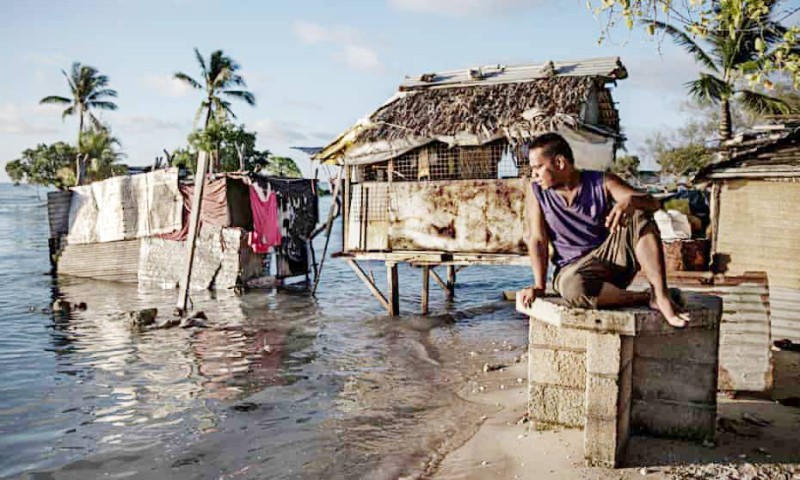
[
  {"xmin": 5, "ymin": 142, "xmax": 78, "ymax": 189},
  {"xmin": 174, "ymin": 48, "xmax": 256, "ymax": 128},
  {"xmin": 610, "ymin": 154, "xmax": 641, "ymax": 180},
  {"xmin": 5, "ymin": 128, "xmax": 127, "ymax": 188},
  {"xmin": 589, "ymin": 0, "xmax": 800, "ymax": 90},
  {"xmin": 648, "ymin": 0, "xmax": 795, "ymax": 139},
  {"xmin": 170, "ymin": 120, "xmax": 301, "ymax": 177},
  {"xmin": 39, "ymin": 62, "xmax": 118, "ymax": 145}
]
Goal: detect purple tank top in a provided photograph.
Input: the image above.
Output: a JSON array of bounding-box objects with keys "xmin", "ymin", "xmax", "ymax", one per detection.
[{"xmin": 532, "ymin": 170, "xmax": 609, "ymax": 268}]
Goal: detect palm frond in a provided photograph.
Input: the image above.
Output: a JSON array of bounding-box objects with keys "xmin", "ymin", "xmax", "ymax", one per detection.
[
  {"xmin": 223, "ymin": 89, "xmax": 256, "ymax": 106},
  {"xmin": 686, "ymin": 73, "xmax": 731, "ymax": 103},
  {"xmin": 737, "ymin": 89, "xmax": 793, "ymax": 116},
  {"xmin": 87, "ymin": 88, "xmax": 118, "ymax": 100},
  {"xmin": 87, "ymin": 100, "xmax": 118, "ymax": 111},
  {"xmin": 174, "ymin": 72, "xmax": 202, "ymax": 90},
  {"xmin": 648, "ymin": 20, "xmax": 719, "ymax": 72},
  {"xmin": 194, "ymin": 48, "xmax": 207, "ymax": 77},
  {"xmin": 61, "ymin": 105, "xmax": 76, "ymax": 120},
  {"xmin": 39, "ymin": 95, "xmax": 71, "ymax": 105}
]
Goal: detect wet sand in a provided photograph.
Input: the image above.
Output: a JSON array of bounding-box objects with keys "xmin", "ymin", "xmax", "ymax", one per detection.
[{"xmin": 433, "ymin": 351, "xmax": 800, "ymax": 480}]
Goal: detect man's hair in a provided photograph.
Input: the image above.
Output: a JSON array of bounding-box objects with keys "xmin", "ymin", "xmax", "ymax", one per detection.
[{"xmin": 524, "ymin": 132, "xmax": 575, "ymax": 164}]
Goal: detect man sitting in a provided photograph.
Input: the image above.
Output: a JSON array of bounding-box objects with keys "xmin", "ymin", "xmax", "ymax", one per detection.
[{"xmin": 519, "ymin": 133, "xmax": 689, "ymax": 328}]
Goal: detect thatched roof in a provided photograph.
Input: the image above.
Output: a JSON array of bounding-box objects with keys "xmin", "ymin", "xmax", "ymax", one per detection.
[
  {"xmin": 358, "ymin": 76, "xmax": 604, "ymax": 144},
  {"xmin": 314, "ymin": 57, "xmax": 626, "ymax": 164}
]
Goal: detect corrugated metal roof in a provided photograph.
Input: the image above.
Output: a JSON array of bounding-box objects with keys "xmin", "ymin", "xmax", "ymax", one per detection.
[
  {"xmin": 697, "ymin": 126, "xmax": 800, "ymax": 180},
  {"xmin": 399, "ymin": 57, "xmax": 627, "ymax": 90}
]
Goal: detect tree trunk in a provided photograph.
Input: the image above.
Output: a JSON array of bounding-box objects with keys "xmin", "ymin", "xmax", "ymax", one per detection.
[
  {"xmin": 77, "ymin": 107, "xmax": 85, "ymax": 186},
  {"xmin": 719, "ymin": 98, "xmax": 732, "ymax": 141}
]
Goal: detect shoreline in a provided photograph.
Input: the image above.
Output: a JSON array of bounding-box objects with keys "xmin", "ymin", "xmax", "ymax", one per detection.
[{"xmin": 430, "ymin": 351, "xmax": 800, "ymax": 480}]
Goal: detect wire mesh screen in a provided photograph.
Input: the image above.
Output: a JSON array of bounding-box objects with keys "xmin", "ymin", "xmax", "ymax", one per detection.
[
  {"xmin": 347, "ymin": 140, "xmax": 530, "ymax": 251},
  {"xmin": 360, "ymin": 140, "xmax": 529, "ymax": 182}
]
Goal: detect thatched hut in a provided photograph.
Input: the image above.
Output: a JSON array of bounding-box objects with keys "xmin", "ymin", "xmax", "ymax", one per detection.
[
  {"xmin": 314, "ymin": 57, "xmax": 628, "ymax": 315},
  {"xmin": 696, "ymin": 118, "xmax": 800, "ymax": 343}
]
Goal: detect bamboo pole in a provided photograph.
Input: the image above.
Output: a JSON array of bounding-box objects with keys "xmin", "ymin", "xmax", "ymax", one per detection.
[
  {"xmin": 176, "ymin": 151, "xmax": 209, "ymax": 314},
  {"xmin": 311, "ymin": 172, "xmax": 342, "ymax": 295}
]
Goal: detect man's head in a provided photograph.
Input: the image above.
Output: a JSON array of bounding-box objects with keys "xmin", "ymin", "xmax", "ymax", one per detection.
[{"xmin": 525, "ymin": 132, "xmax": 576, "ymax": 189}]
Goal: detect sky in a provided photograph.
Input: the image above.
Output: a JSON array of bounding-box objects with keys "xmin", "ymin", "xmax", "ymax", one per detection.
[{"xmin": 1, "ymin": 0, "xmax": 798, "ymax": 182}]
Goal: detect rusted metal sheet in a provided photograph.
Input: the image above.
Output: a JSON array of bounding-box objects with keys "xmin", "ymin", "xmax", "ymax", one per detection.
[
  {"xmin": 663, "ymin": 272, "xmax": 772, "ymax": 393},
  {"xmin": 771, "ymin": 286, "xmax": 800, "ymax": 343},
  {"xmin": 47, "ymin": 190, "xmax": 72, "ymax": 239},
  {"xmin": 58, "ymin": 239, "xmax": 141, "ymax": 283},
  {"xmin": 388, "ymin": 179, "xmax": 527, "ymax": 253}
]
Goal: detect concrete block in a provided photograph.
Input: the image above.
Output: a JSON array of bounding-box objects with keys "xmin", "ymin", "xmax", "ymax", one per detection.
[
  {"xmin": 634, "ymin": 329, "xmax": 719, "ymax": 365},
  {"xmin": 586, "ymin": 333, "xmax": 633, "ymax": 375},
  {"xmin": 584, "ymin": 417, "xmax": 625, "ymax": 468},
  {"xmin": 530, "ymin": 319, "xmax": 588, "ymax": 350},
  {"xmin": 585, "ymin": 375, "xmax": 620, "ymax": 419},
  {"xmin": 630, "ymin": 399, "xmax": 716, "ymax": 442},
  {"xmin": 528, "ymin": 383, "xmax": 585, "ymax": 427},
  {"xmin": 529, "ymin": 347, "xmax": 586, "ymax": 388},
  {"xmin": 632, "ymin": 358, "xmax": 717, "ymax": 404}
]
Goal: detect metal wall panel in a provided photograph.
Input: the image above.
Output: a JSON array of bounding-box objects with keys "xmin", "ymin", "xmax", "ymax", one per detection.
[{"xmin": 58, "ymin": 239, "xmax": 141, "ymax": 283}]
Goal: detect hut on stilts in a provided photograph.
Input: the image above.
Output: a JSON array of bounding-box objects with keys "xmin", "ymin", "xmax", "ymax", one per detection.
[{"xmin": 313, "ymin": 57, "xmax": 629, "ymax": 315}]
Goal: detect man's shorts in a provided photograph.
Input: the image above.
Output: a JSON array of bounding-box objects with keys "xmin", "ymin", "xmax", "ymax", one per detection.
[{"xmin": 553, "ymin": 211, "xmax": 658, "ymax": 309}]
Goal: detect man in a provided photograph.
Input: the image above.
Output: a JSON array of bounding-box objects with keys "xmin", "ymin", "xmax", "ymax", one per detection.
[{"xmin": 519, "ymin": 133, "xmax": 689, "ymax": 328}]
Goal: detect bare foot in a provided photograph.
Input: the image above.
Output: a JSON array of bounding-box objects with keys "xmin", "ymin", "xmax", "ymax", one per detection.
[{"xmin": 649, "ymin": 289, "xmax": 690, "ymax": 328}]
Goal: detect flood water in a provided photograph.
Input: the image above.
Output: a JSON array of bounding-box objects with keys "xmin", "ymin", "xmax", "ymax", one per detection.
[{"xmin": 0, "ymin": 183, "xmax": 532, "ymax": 479}]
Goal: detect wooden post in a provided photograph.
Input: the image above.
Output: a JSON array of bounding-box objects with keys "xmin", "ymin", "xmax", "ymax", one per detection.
[
  {"xmin": 446, "ymin": 265, "xmax": 456, "ymax": 301},
  {"xmin": 346, "ymin": 259, "xmax": 389, "ymax": 312},
  {"xmin": 311, "ymin": 172, "xmax": 342, "ymax": 295},
  {"xmin": 387, "ymin": 261, "xmax": 400, "ymax": 316},
  {"xmin": 421, "ymin": 265, "xmax": 430, "ymax": 315},
  {"xmin": 343, "ymin": 165, "xmax": 351, "ymax": 251},
  {"xmin": 176, "ymin": 151, "xmax": 209, "ymax": 313},
  {"xmin": 709, "ymin": 181, "xmax": 722, "ymax": 272}
]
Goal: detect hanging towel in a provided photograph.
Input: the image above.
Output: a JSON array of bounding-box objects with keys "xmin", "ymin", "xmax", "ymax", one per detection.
[{"xmin": 248, "ymin": 184, "xmax": 282, "ymax": 253}]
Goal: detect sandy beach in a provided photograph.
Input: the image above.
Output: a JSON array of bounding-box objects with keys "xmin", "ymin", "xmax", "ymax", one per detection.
[{"xmin": 432, "ymin": 350, "xmax": 800, "ymax": 480}]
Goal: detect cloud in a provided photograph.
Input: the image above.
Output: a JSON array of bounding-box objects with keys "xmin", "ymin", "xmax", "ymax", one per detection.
[
  {"xmin": 388, "ymin": 0, "xmax": 549, "ymax": 16},
  {"xmin": 142, "ymin": 74, "xmax": 195, "ymax": 97},
  {"xmin": 115, "ymin": 115, "xmax": 184, "ymax": 133},
  {"xmin": 0, "ymin": 104, "xmax": 59, "ymax": 135},
  {"xmin": 292, "ymin": 21, "xmax": 384, "ymax": 73},
  {"xmin": 624, "ymin": 53, "xmax": 702, "ymax": 96},
  {"xmin": 253, "ymin": 119, "xmax": 310, "ymax": 145}
]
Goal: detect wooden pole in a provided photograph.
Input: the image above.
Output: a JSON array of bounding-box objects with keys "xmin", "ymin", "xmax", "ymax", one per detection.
[
  {"xmin": 311, "ymin": 172, "xmax": 342, "ymax": 295},
  {"xmin": 421, "ymin": 265, "xmax": 430, "ymax": 315},
  {"xmin": 343, "ymin": 165, "xmax": 350, "ymax": 251},
  {"xmin": 387, "ymin": 261, "xmax": 400, "ymax": 316},
  {"xmin": 430, "ymin": 267, "xmax": 447, "ymax": 291},
  {"xmin": 345, "ymin": 259, "xmax": 389, "ymax": 311},
  {"xmin": 446, "ymin": 265, "xmax": 456, "ymax": 302},
  {"xmin": 176, "ymin": 151, "xmax": 209, "ymax": 314}
]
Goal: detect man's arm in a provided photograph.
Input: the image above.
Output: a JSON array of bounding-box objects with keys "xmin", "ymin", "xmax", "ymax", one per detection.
[
  {"xmin": 604, "ymin": 172, "xmax": 660, "ymax": 231},
  {"xmin": 521, "ymin": 189, "xmax": 549, "ymax": 306}
]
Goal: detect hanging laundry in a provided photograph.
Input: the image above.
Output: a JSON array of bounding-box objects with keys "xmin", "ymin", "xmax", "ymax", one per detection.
[{"xmin": 248, "ymin": 184, "xmax": 282, "ymax": 253}]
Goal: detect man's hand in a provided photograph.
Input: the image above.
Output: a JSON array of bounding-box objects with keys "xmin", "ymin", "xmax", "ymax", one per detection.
[
  {"xmin": 520, "ymin": 286, "xmax": 546, "ymax": 309},
  {"xmin": 605, "ymin": 198, "xmax": 635, "ymax": 232}
]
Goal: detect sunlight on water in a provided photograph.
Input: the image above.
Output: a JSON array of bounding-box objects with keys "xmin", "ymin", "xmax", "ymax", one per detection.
[{"xmin": 0, "ymin": 184, "xmax": 532, "ymax": 479}]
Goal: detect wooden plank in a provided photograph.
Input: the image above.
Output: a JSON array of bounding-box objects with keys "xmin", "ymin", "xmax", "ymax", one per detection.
[
  {"xmin": 421, "ymin": 265, "xmax": 430, "ymax": 315},
  {"xmin": 345, "ymin": 259, "xmax": 389, "ymax": 312},
  {"xmin": 431, "ymin": 268, "xmax": 447, "ymax": 291}
]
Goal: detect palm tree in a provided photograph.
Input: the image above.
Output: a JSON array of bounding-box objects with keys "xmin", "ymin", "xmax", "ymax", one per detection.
[
  {"xmin": 650, "ymin": 1, "xmax": 793, "ymax": 140},
  {"xmin": 39, "ymin": 62, "xmax": 118, "ymax": 145},
  {"xmin": 174, "ymin": 48, "xmax": 256, "ymax": 127}
]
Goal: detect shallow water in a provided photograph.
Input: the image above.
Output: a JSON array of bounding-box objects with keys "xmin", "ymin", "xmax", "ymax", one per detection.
[{"xmin": 0, "ymin": 183, "xmax": 531, "ymax": 479}]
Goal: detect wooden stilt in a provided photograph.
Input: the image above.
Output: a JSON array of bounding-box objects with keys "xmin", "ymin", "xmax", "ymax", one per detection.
[
  {"xmin": 421, "ymin": 266, "xmax": 430, "ymax": 315},
  {"xmin": 446, "ymin": 265, "xmax": 456, "ymax": 301},
  {"xmin": 387, "ymin": 261, "xmax": 400, "ymax": 316},
  {"xmin": 346, "ymin": 259, "xmax": 389, "ymax": 312},
  {"xmin": 430, "ymin": 268, "xmax": 447, "ymax": 291}
]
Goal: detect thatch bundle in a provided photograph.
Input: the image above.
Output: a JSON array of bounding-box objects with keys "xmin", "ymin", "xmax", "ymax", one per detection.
[{"xmin": 356, "ymin": 76, "xmax": 608, "ymax": 144}]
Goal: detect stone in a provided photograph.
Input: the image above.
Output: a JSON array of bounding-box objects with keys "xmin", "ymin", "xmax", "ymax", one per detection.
[{"xmin": 127, "ymin": 308, "xmax": 158, "ymax": 329}]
